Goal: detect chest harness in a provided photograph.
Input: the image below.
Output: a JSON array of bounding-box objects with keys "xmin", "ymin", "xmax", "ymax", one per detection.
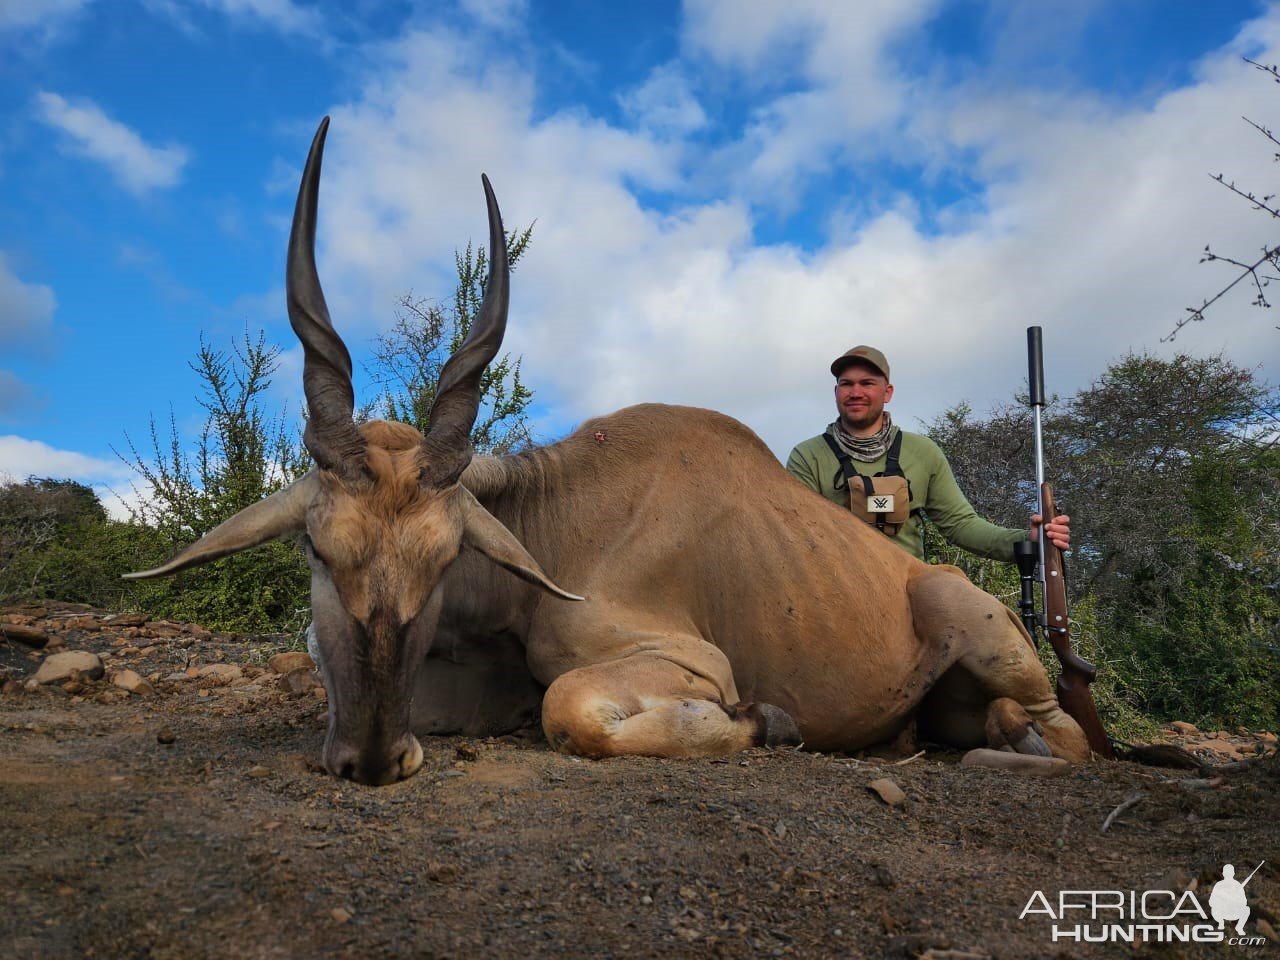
[{"xmin": 822, "ymin": 430, "xmax": 920, "ymax": 537}]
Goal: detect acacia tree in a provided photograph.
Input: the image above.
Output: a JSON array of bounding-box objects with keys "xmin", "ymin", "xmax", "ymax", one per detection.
[
  {"xmin": 367, "ymin": 224, "xmax": 536, "ymax": 454},
  {"xmin": 117, "ymin": 330, "xmax": 312, "ymax": 632}
]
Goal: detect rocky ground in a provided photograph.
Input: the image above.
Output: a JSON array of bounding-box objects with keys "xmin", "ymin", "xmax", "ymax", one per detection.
[{"xmin": 1, "ymin": 603, "xmax": 1276, "ymax": 960}]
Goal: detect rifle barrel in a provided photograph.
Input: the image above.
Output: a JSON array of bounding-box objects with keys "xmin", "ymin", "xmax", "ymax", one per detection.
[{"xmin": 1028, "ymin": 327, "xmax": 1047, "ymax": 596}]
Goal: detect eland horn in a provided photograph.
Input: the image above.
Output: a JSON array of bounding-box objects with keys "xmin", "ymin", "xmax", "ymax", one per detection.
[
  {"xmin": 287, "ymin": 116, "xmax": 367, "ymax": 477},
  {"xmin": 420, "ymin": 174, "xmax": 510, "ymax": 487}
]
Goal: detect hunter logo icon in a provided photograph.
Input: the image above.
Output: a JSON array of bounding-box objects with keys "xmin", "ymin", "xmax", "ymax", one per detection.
[
  {"xmin": 869, "ymin": 495, "xmax": 894, "ymax": 513},
  {"xmin": 1210, "ymin": 862, "xmax": 1264, "ymax": 936},
  {"xmin": 1018, "ymin": 857, "xmax": 1269, "ymax": 946}
]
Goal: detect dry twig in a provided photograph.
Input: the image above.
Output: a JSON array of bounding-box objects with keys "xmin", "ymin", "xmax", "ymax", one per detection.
[{"xmin": 1101, "ymin": 790, "xmax": 1146, "ymax": 833}]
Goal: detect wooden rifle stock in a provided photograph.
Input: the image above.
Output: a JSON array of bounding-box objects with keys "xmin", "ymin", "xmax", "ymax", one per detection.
[{"xmin": 1040, "ymin": 483, "xmax": 1115, "ymax": 760}]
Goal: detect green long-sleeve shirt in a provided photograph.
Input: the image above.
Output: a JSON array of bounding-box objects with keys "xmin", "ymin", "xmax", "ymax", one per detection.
[{"xmin": 785, "ymin": 428, "xmax": 1026, "ymax": 562}]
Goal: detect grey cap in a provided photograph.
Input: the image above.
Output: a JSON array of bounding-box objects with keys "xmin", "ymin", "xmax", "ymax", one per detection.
[{"xmin": 830, "ymin": 345, "xmax": 890, "ymax": 381}]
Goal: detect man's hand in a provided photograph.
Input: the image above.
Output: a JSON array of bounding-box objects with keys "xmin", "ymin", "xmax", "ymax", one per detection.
[{"xmin": 1029, "ymin": 513, "xmax": 1070, "ymax": 551}]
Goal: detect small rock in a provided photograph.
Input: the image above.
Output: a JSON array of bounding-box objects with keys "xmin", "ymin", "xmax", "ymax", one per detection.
[
  {"xmin": 268, "ymin": 651, "xmax": 314, "ymax": 675},
  {"xmin": 33, "ymin": 651, "xmax": 105, "ymax": 685},
  {"xmin": 156, "ymin": 728, "xmax": 176, "ymax": 745},
  {"xmin": 103, "ymin": 612, "xmax": 149, "ymax": 627},
  {"xmin": 426, "ymin": 862, "xmax": 460, "ymax": 883},
  {"xmin": 1186, "ymin": 738, "xmax": 1244, "ymax": 761},
  {"xmin": 311, "ymin": 686, "xmax": 328, "ymax": 701},
  {"xmin": 330, "ymin": 907, "xmax": 351, "ymax": 924},
  {"xmin": 0, "ymin": 623, "xmax": 51, "ymax": 648},
  {"xmin": 112, "ymin": 669, "xmax": 155, "ymax": 697},
  {"xmin": 867, "ymin": 778, "xmax": 907, "ymax": 805},
  {"xmin": 246, "ymin": 765, "xmax": 271, "ymax": 779},
  {"xmin": 197, "ymin": 664, "xmax": 242, "ymax": 682},
  {"xmin": 455, "ymin": 743, "xmax": 480, "ymax": 762},
  {"xmin": 279, "ymin": 667, "xmax": 319, "ymax": 696},
  {"xmin": 1169, "ymin": 721, "xmax": 1199, "ymax": 735},
  {"xmin": 960, "ymin": 748, "xmax": 1070, "ymax": 777},
  {"xmin": 66, "ymin": 616, "xmax": 102, "ymax": 632}
]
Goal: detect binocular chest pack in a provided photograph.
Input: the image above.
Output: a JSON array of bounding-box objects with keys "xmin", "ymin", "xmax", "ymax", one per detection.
[{"xmin": 823, "ymin": 431, "xmax": 914, "ymax": 536}]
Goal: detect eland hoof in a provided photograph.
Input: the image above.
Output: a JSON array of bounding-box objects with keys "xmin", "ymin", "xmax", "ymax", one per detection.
[{"xmin": 736, "ymin": 701, "xmax": 802, "ymax": 748}]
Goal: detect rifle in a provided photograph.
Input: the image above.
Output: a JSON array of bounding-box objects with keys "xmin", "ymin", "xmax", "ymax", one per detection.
[{"xmin": 1015, "ymin": 326, "xmax": 1115, "ymax": 760}]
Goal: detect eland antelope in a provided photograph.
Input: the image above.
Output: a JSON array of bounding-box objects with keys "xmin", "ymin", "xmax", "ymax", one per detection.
[{"xmin": 127, "ymin": 119, "xmax": 1090, "ymax": 784}]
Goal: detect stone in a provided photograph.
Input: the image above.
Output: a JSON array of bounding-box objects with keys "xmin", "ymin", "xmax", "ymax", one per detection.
[
  {"xmin": 156, "ymin": 728, "xmax": 176, "ymax": 745},
  {"xmin": 867, "ymin": 778, "xmax": 907, "ymax": 805},
  {"xmin": 33, "ymin": 651, "xmax": 104, "ymax": 685},
  {"xmin": 197, "ymin": 664, "xmax": 242, "ymax": 682},
  {"xmin": 102, "ymin": 613, "xmax": 148, "ymax": 627},
  {"xmin": 112, "ymin": 669, "xmax": 155, "ymax": 697},
  {"xmin": 268, "ymin": 651, "xmax": 314, "ymax": 675},
  {"xmin": 1169, "ymin": 721, "xmax": 1199, "ymax": 735},
  {"xmin": 1186, "ymin": 738, "xmax": 1244, "ymax": 761},
  {"xmin": 65, "ymin": 616, "xmax": 102, "ymax": 631},
  {"xmin": 330, "ymin": 908, "xmax": 352, "ymax": 924},
  {"xmin": 0, "ymin": 623, "xmax": 50, "ymax": 648},
  {"xmin": 246, "ymin": 765, "xmax": 271, "ymax": 779},
  {"xmin": 279, "ymin": 667, "xmax": 319, "ymax": 696},
  {"xmin": 960, "ymin": 748, "xmax": 1070, "ymax": 777}
]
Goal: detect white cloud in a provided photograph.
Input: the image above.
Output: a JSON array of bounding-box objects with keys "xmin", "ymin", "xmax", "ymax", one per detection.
[
  {"xmin": 458, "ymin": 0, "xmax": 528, "ymax": 31},
  {"xmin": 0, "ymin": 0, "xmax": 91, "ymax": 35},
  {"xmin": 0, "ymin": 435, "xmax": 130, "ymax": 483},
  {"xmin": 197, "ymin": 0, "xmax": 323, "ymax": 35},
  {"xmin": 682, "ymin": 0, "xmax": 940, "ymax": 203},
  {"xmin": 35, "ymin": 91, "xmax": 190, "ymax": 195},
  {"xmin": 135, "ymin": 0, "xmax": 324, "ymax": 37},
  {"xmin": 266, "ymin": 7, "xmax": 1280, "ymax": 468},
  {"xmin": 619, "ymin": 64, "xmax": 707, "ymax": 137},
  {"xmin": 0, "ymin": 253, "xmax": 55, "ymax": 349}
]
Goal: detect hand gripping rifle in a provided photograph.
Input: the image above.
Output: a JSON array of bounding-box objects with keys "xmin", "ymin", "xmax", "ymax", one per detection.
[{"xmin": 1012, "ymin": 327, "xmax": 1115, "ymax": 760}]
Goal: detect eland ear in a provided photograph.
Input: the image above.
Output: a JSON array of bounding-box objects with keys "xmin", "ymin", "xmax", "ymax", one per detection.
[
  {"xmin": 124, "ymin": 473, "xmax": 319, "ymax": 580},
  {"xmin": 457, "ymin": 488, "xmax": 583, "ymax": 602}
]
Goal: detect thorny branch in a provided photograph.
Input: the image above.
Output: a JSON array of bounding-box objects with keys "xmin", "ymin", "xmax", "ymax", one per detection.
[{"xmin": 1168, "ymin": 56, "xmax": 1280, "ymax": 341}]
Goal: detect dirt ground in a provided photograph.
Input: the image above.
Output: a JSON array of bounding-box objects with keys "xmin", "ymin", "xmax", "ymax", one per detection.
[{"xmin": 1, "ymin": 604, "xmax": 1276, "ymax": 960}]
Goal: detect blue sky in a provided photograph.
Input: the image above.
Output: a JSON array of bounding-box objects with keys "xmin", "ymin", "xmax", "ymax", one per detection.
[{"xmin": 2, "ymin": 0, "xmax": 1277, "ymax": 516}]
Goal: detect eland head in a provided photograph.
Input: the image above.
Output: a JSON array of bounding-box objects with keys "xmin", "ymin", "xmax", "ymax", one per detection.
[{"xmin": 126, "ymin": 118, "xmax": 580, "ymax": 785}]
